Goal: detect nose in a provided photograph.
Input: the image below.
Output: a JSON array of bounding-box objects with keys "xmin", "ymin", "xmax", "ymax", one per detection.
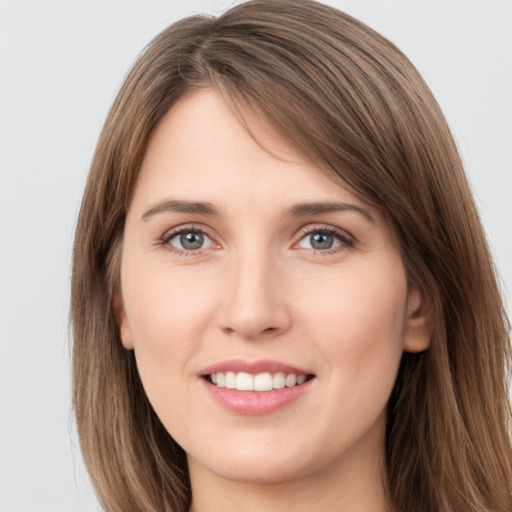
[{"xmin": 217, "ymin": 250, "xmax": 292, "ymax": 341}]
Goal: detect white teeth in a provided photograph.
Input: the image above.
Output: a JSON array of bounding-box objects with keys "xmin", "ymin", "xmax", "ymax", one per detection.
[
  {"xmin": 254, "ymin": 372, "xmax": 273, "ymax": 391},
  {"xmin": 285, "ymin": 374, "xmax": 297, "ymax": 387},
  {"xmin": 272, "ymin": 372, "xmax": 286, "ymax": 389},
  {"xmin": 225, "ymin": 371, "xmax": 236, "ymax": 389},
  {"xmin": 208, "ymin": 371, "xmax": 309, "ymax": 391},
  {"xmin": 235, "ymin": 372, "xmax": 254, "ymax": 391}
]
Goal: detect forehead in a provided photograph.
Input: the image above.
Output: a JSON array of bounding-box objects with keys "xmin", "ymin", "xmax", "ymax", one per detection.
[{"xmin": 130, "ymin": 87, "xmax": 376, "ymax": 220}]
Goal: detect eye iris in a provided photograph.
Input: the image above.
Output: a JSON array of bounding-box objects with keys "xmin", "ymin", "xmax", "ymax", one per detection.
[
  {"xmin": 310, "ymin": 232, "xmax": 333, "ymax": 250},
  {"xmin": 180, "ymin": 231, "xmax": 204, "ymax": 250}
]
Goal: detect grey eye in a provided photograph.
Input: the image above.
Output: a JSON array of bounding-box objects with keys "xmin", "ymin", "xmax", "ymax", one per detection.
[
  {"xmin": 169, "ymin": 230, "xmax": 213, "ymax": 251},
  {"xmin": 297, "ymin": 230, "xmax": 344, "ymax": 251},
  {"xmin": 310, "ymin": 232, "xmax": 334, "ymax": 250},
  {"xmin": 181, "ymin": 231, "xmax": 204, "ymax": 250}
]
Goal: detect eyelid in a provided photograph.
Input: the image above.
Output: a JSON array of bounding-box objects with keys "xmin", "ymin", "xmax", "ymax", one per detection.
[
  {"xmin": 159, "ymin": 223, "xmax": 220, "ymax": 254},
  {"xmin": 157, "ymin": 222, "xmax": 356, "ymax": 256},
  {"xmin": 293, "ymin": 224, "xmax": 356, "ymax": 252}
]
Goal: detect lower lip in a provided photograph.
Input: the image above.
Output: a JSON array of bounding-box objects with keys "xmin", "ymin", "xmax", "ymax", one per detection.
[{"xmin": 201, "ymin": 378, "xmax": 314, "ymax": 415}]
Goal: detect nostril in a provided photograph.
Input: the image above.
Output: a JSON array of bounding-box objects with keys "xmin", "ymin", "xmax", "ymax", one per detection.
[{"xmin": 220, "ymin": 322, "xmax": 285, "ymax": 340}]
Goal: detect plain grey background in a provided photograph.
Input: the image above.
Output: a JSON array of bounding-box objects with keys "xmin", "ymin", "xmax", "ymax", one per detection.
[{"xmin": 1, "ymin": 1, "xmax": 511, "ymax": 510}]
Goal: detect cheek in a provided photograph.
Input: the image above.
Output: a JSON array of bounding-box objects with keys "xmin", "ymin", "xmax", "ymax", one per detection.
[
  {"xmin": 302, "ymin": 259, "xmax": 408, "ymax": 383},
  {"xmin": 124, "ymin": 260, "xmax": 211, "ymax": 338},
  {"xmin": 290, "ymin": 261, "xmax": 408, "ymax": 455},
  {"xmin": 121, "ymin": 262, "xmax": 217, "ymax": 392}
]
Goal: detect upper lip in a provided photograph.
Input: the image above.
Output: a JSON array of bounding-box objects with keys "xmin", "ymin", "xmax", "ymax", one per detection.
[{"xmin": 200, "ymin": 358, "xmax": 314, "ymax": 376}]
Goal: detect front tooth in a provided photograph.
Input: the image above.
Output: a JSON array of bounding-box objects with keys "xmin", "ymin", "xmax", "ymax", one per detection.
[
  {"xmin": 216, "ymin": 372, "xmax": 226, "ymax": 387},
  {"xmin": 296, "ymin": 374, "xmax": 307, "ymax": 385},
  {"xmin": 235, "ymin": 372, "xmax": 254, "ymax": 391},
  {"xmin": 273, "ymin": 372, "xmax": 286, "ymax": 389},
  {"xmin": 254, "ymin": 372, "xmax": 273, "ymax": 391},
  {"xmin": 225, "ymin": 371, "xmax": 236, "ymax": 389},
  {"xmin": 285, "ymin": 374, "xmax": 297, "ymax": 387}
]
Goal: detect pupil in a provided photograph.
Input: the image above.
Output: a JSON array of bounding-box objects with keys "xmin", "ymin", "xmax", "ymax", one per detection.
[
  {"xmin": 180, "ymin": 231, "xmax": 204, "ymax": 250},
  {"xmin": 310, "ymin": 232, "xmax": 333, "ymax": 250}
]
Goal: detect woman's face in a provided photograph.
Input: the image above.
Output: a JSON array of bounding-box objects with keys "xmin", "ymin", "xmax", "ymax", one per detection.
[{"xmin": 118, "ymin": 88, "xmax": 429, "ymax": 486}]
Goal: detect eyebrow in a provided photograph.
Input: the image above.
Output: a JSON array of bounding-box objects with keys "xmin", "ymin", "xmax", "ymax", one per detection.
[
  {"xmin": 288, "ymin": 202, "xmax": 375, "ymax": 224},
  {"xmin": 142, "ymin": 200, "xmax": 220, "ymax": 220},
  {"xmin": 141, "ymin": 199, "xmax": 374, "ymax": 224}
]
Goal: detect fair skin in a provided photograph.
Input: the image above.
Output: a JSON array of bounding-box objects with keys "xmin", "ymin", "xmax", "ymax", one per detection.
[{"xmin": 117, "ymin": 88, "xmax": 430, "ymax": 511}]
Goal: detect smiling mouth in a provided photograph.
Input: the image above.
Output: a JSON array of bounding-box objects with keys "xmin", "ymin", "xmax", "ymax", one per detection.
[{"xmin": 204, "ymin": 371, "xmax": 315, "ymax": 392}]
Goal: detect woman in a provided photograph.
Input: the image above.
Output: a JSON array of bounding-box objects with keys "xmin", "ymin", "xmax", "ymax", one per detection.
[{"xmin": 71, "ymin": 0, "xmax": 512, "ymax": 510}]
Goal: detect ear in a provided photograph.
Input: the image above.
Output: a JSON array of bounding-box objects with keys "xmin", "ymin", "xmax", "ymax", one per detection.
[
  {"xmin": 403, "ymin": 285, "xmax": 432, "ymax": 353},
  {"xmin": 112, "ymin": 290, "xmax": 134, "ymax": 350}
]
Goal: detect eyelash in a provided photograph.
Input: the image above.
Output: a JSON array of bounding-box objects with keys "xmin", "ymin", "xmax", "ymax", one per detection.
[
  {"xmin": 159, "ymin": 224, "xmax": 215, "ymax": 256},
  {"xmin": 296, "ymin": 225, "xmax": 355, "ymax": 254},
  {"xmin": 159, "ymin": 224, "xmax": 356, "ymax": 256}
]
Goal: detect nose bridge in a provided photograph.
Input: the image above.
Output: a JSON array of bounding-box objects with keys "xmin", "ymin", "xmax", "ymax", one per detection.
[{"xmin": 218, "ymin": 241, "xmax": 290, "ymax": 340}]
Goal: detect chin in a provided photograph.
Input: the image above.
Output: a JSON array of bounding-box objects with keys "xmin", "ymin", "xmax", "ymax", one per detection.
[
  {"xmin": 193, "ymin": 452, "xmax": 311, "ymax": 485},
  {"xmin": 186, "ymin": 429, "xmax": 338, "ymax": 486}
]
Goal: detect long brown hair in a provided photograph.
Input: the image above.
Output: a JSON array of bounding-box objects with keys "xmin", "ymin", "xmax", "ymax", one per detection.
[{"xmin": 71, "ymin": 1, "xmax": 512, "ymax": 510}]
